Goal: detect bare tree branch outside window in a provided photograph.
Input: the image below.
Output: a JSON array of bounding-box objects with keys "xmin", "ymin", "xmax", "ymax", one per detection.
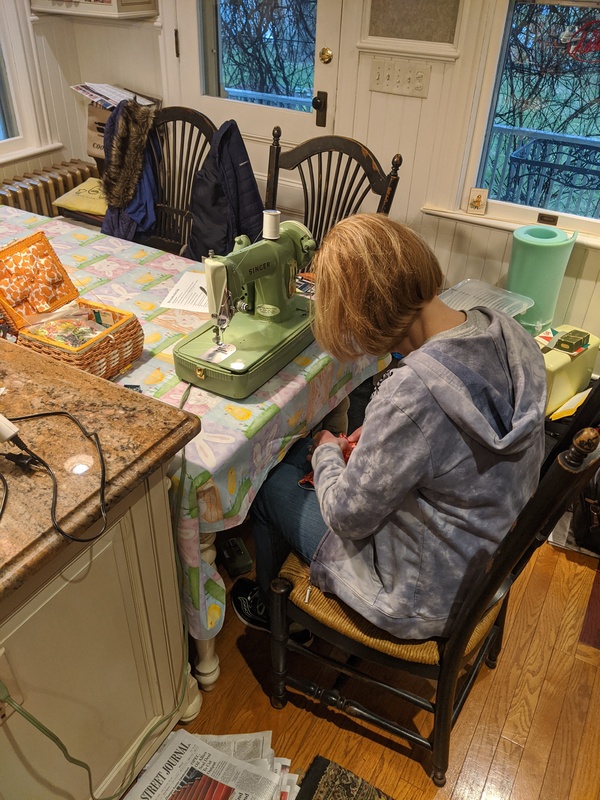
[
  {"xmin": 216, "ymin": 0, "xmax": 317, "ymax": 110},
  {"xmin": 479, "ymin": 3, "xmax": 600, "ymax": 218}
]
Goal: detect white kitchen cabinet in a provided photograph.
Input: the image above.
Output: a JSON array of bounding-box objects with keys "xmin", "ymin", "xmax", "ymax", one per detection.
[
  {"xmin": 30, "ymin": 0, "xmax": 158, "ymax": 20},
  {"xmin": 0, "ymin": 468, "xmax": 198, "ymax": 800}
]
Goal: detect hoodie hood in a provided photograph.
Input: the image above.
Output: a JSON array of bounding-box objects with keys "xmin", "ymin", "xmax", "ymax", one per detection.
[{"xmin": 403, "ymin": 308, "xmax": 546, "ymax": 455}]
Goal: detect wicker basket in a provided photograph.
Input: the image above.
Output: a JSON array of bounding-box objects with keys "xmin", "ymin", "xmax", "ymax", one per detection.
[{"xmin": 0, "ymin": 231, "xmax": 144, "ymax": 380}]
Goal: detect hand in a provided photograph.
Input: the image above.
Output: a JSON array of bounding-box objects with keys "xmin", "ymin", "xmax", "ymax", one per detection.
[
  {"xmin": 310, "ymin": 430, "xmax": 354, "ymax": 463},
  {"xmin": 312, "ymin": 430, "xmax": 340, "ymax": 449},
  {"xmin": 347, "ymin": 426, "xmax": 363, "ymax": 444}
]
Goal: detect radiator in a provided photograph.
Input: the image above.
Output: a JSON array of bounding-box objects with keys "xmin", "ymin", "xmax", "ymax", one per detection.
[{"xmin": 0, "ymin": 159, "xmax": 99, "ymax": 218}]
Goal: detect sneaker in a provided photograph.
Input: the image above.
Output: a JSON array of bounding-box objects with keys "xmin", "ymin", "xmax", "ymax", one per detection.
[
  {"xmin": 230, "ymin": 578, "xmax": 270, "ymax": 632},
  {"xmin": 230, "ymin": 577, "xmax": 313, "ymax": 645}
]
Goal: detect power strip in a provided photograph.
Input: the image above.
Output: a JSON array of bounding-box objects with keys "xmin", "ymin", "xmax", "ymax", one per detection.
[{"xmin": 0, "ymin": 414, "xmax": 19, "ymax": 444}]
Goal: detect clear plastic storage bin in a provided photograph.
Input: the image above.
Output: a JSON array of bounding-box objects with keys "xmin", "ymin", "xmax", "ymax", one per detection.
[{"xmin": 439, "ymin": 279, "xmax": 534, "ymax": 318}]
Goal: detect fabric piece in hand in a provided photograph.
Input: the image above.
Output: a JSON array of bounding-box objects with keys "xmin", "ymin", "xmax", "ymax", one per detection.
[
  {"xmin": 299, "ymin": 434, "xmax": 356, "ymax": 490},
  {"xmin": 296, "ymin": 756, "xmax": 393, "ymax": 800}
]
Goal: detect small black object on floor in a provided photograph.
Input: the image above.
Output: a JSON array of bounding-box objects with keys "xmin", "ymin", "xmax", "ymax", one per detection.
[{"xmin": 217, "ymin": 535, "xmax": 253, "ymax": 578}]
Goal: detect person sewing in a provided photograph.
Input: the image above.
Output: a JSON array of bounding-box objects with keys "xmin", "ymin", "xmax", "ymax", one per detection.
[{"xmin": 231, "ymin": 213, "xmax": 547, "ymax": 640}]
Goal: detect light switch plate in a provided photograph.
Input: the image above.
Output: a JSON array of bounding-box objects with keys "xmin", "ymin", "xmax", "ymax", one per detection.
[{"xmin": 369, "ymin": 57, "xmax": 431, "ymax": 98}]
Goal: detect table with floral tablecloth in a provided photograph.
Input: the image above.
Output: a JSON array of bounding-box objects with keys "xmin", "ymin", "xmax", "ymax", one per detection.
[{"xmin": 0, "ymin": 206, "xmax": 388, "ymax": 685}]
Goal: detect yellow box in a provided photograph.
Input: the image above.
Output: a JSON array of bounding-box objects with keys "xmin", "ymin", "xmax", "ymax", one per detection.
[{"xmin": 537, "ymin": 325, "xmax": 600, "ymax": 415}]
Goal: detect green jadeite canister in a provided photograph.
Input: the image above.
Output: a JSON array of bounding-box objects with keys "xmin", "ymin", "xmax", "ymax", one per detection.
[{"xmin": 506, "ymin": 225, "xmax": 577, "ymax": 335}]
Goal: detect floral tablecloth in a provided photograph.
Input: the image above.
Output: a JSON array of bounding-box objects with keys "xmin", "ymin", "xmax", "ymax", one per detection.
[{"xmin": 0, "ymin": 206, "xmax": 387, "ymax": 639}]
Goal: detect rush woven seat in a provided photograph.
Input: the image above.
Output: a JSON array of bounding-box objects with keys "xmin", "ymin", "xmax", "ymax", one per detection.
[
  {"xmin": 279, "ymin": 552, "xmax": 502, "ymax": 665},
  {"xmin": 270, "ymin": 427, "xmax": 600, "ymax": 787}
]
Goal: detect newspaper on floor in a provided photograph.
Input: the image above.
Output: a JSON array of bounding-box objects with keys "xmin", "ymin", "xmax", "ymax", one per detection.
[
  {"xmin": 123, "ymin": 729, "xmax": 284, "ymax": 800},
  {"xmin": 201, "ymin": 731, "xmax": 274, "ymax": 770}
]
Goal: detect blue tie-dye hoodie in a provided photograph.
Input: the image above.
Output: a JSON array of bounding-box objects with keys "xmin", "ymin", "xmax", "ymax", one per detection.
[{"xmin": 310, "ymin": 307, "xmax": 547, "ymax": 639}]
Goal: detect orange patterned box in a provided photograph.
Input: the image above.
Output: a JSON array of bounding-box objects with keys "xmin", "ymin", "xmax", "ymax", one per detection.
[{"xmin": 0, "ymin": 231, "xmax": 143, "ymax": 380}]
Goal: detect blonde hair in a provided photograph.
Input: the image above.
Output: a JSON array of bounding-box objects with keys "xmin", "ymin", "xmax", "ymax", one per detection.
[{"xmin": 312, "ymin": 213, "xmax": 443, "ymax": 361}]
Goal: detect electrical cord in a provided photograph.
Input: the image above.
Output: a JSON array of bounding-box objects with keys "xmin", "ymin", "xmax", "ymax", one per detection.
[
  {"xmin": 0, "ymin": 411, "xmax": 108, "ymax": 541},
  {"xmin": 0, "ymin": 471, "xmax": 7, "ymax": 518}
]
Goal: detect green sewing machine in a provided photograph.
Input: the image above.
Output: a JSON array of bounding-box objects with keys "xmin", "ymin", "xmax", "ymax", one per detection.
[{"xmin": 173, "ymin": 220, "xmax": 317, "ymax": 399}]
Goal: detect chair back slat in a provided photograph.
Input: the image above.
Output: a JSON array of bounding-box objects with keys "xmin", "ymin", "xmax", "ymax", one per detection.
[
  {"xmin": 321, "ymin": 152, "xmax": 345, "ymax": 235},
  {"xmin": 337, "ymin": 160, "xmax": 372, "ymax": 217},
  {"xmin": 147, "ymin": 106, "xmax": 217, "ymax": 254},
  {"xmin": 265, "ymin": 127, "xmax": 402, "ymax": 245}
]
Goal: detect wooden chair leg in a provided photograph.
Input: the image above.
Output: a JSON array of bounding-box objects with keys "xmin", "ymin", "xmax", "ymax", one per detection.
[
  {"xmin": 486, "ymin": 595, "xmax": 509, "ymax": 668},
  {"xmin": 270, "ymin": 577, "xmax": 292, "ymax": 709},
  {"xmin": 430, "ymin": 662, "xmax": 460, "ymax": 788},
  {"xmin": 430, "ymin": 721, "xmax": 451, "ymax": 785}
]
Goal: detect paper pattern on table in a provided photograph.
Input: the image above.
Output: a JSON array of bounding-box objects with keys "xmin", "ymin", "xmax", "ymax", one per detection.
[{"xmin": 162, "ymin": 272, "xmax": 209, "ymax": 312}]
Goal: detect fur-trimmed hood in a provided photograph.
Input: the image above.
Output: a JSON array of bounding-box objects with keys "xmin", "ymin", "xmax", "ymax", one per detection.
[{"xmin": 102, "ymin": 100, "xmax": 156, "ymax": 209}]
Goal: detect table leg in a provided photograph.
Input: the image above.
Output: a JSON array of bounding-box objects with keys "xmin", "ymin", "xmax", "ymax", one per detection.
[
  {"xmin": 200, "ymin": 530, "xmax": 218, "ymax": 567},
  {"xmin": 192, "ymin": 529, "xmax": 221, "ymax": 691},
  {"xmin": 193, "ymin": 638, "xmax": 221, "ymax": 691}
]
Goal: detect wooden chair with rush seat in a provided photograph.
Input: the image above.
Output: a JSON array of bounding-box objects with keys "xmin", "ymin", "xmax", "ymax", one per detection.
[
  {"xmin": 146, "ymin": 106, "xmax": 217, "ymax": 254},
  {"xmin": 269, "ymin": 426, "xmax": 600, "ymax": 786},
  {"xmin": 264, "ymin": 126, "xmax": 402, "ymax": 245}
]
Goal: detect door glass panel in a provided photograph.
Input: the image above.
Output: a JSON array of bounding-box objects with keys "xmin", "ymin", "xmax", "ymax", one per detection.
[
  {"xmin": 477, "ymin": 2, "xmax": 600, "ymax": 219},
  {"xmin": 201, "ymin": 0, "xmax": 317, "ymax": 112}
]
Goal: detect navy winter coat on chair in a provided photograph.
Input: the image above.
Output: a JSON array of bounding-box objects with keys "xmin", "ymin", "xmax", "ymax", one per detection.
[{"xmin": 185, "ymin": 119, "xmax": 264, "ymax": 260}]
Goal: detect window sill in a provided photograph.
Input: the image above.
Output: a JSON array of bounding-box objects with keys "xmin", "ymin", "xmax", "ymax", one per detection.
[
  {"xmin": 421, "ymin": 204, "xmax": 600, "ymax": 251},
  {"xmin": 0, "ymin": 141, "xmax": 64, "ymax": 169}
]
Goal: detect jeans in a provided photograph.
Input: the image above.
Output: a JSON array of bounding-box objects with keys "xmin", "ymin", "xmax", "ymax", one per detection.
[{"xmin": 251, "ymin": 437, "xmax": 328, "ymax": 594}]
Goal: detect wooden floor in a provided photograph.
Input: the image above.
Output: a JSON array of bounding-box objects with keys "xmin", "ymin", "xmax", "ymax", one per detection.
[{"xmin": 179, "ymin": 531, "xmax": 600, "ymax": 800}]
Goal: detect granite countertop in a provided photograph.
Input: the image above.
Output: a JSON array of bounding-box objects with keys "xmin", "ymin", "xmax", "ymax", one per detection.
[{"xmin": 0, "ymin": 340, "xmax": 201, "ymax": 601}]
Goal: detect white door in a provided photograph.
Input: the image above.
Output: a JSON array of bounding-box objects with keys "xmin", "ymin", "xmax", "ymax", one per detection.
[{"xmin": 164, "ymin": 0, "xmax": 343, "ymax": 143}]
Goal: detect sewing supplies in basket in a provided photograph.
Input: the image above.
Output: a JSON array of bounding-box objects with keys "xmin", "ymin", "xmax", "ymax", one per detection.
[{"xmin": 0, "ymin": 231, "xmax": 143, "ymax": 380}]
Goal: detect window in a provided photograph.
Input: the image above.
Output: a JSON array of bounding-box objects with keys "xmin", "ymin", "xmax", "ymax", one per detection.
[
  {"xmin": 0, "ymin": 1, "xmax": 55, "ymax": 166},
  {"xmin": 0, "ymin": 45, "xmax": 18, "ymax": 142},
  {"xmin": 477, "ymin": 2, "xmax": 600, "ymax": 220},
  {"xmin": 201, "ymin": 0, "xmax": 317, "ymax": 111}
]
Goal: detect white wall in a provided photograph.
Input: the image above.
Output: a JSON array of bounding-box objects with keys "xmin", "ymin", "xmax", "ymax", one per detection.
[
  {"xmin": 0, "ymin": 12, "xmax": 162, "ymax": 181},
  {"xmin": 4, "ymin": 1, "xmax": 599, "ymax": 372}
]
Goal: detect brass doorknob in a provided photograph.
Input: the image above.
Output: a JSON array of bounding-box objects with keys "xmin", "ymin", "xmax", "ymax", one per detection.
[{"xmin": 319, "ymin": 47, "xmax": 333, "ymax": 64}]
